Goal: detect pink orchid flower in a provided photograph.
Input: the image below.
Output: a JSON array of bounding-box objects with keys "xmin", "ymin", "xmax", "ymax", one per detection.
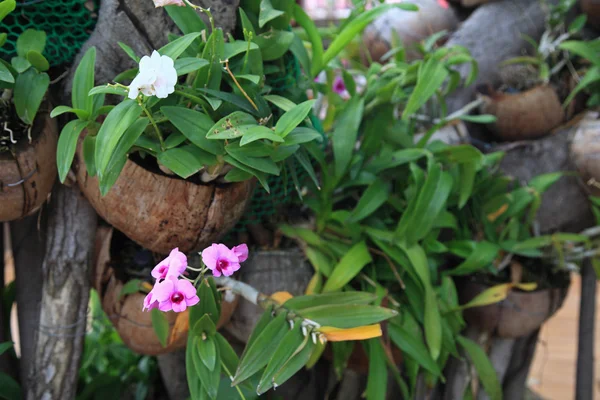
[
  {"xmin": 332, "ymin": 76, "xmax": 347, "ymax": 96},
  {"xmin": 151, "ymin": 248, "xmax": 187, "ymax": 280},
  {"xmin": 437, "ymin": 0, "xmax": 449, "ymax": 8},
  {"xmin": 201, "ymin": 243, "xmax": 248, "ymax": 277},
  {"xmin": 153, "ymin": 0, "xmax": 184, "ymax": 7},
  {"xmin": 145, "ymin": 277, "xmax": 199, "ymax": 313}
]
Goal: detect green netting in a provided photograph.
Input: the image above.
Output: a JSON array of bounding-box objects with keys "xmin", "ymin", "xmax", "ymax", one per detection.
[{"xmin": 0, "ymin": 0, "xmax": 98, "ymax": 66}]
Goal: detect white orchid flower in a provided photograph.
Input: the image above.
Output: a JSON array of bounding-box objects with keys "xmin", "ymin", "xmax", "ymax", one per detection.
[{"xmin": 128, "ymin": 50, "xmax": 177, "ymax": 100}]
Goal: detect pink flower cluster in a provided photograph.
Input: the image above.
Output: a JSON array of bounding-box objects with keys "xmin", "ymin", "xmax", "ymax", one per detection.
[
  {"xmin": 143, "ymin": 243, "xmax": 249, "ymax": 313},
  {"xmin": 143, "ymin": 248, "xmax": 199, "ymax": 313},
  {"xmin": 201, "ymin": 243, "xmax": 248, "ymax": 277}
]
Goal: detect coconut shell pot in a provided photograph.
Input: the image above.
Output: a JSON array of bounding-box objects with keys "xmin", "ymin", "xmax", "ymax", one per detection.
[
  {"xmin": 94, "ymin": 226, "xmax": 238, "ymax": 355},
  {"xmin": 76, "ymin": 142, "xmax": 255, "ymax": 255},
  {"xmin": 478, "ymin": 84, "xmax": 564, "ymax": 141},
  {"xmin": 571, "ymin": 112, "xmax": 600, "ymax": 196},
  {"xmin": 0, "ymin": 107, "xmax": 57, "ymax": 222},
  {"xmin": 458, "ymin": 280, "xmax": 568, "ymax": 338}
]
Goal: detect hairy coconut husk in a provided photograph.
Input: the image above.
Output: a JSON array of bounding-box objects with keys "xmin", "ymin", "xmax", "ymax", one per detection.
[
  {"xmin": 362, "ymin": 0, "xmax": 458, "ymax": 62},
  {"xmin": 0, "ymin": 107, "xmax": 57, "ymax": 222},
  {"xmin": 478, "ymin": 84, "xmax": 565, "ymax": 141},
  {"xmin": 582, "ymin": 0, "xmax": 600, "ymax": 30},
  {"xmin": 94, "ymin": 226, "xmax": 238, "ymax": 355},
  {"xmin": 459, "ymin": 281, "xmax": 568, "ymax": 339},
  {"xmin": 570, "ymin": 112, "xmax": 600, "ymax": 196},
  {"xmin": 76, "ymin": 140, "xmax": 255, "ymax": 255}
]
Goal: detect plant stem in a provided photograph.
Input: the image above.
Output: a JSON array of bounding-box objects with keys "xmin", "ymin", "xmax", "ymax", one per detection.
[
  {"xmin": 223, "ymin": 60, "xmax": 259, "ymax": 111},
  {"xmin": 139, "ymin": 101, "xmax": 165, "ymax": 151},
  {"xmin": 182, "ymin": 0, "xmax": 215, "ymax": 31}
]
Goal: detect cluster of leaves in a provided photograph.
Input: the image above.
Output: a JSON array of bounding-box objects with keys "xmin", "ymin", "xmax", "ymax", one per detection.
[
  {"xmin": 275, "ymin": 15, "xmax": 588, "ymax": 398},
  {"xmin": 558, "ymin": 38, "xmax": 600, "ymax": 106},
  {"xmin": 77, "ymin": 290, "xmax": 158, "ymax": 400},
  {"xmin": 155, "ymin": 277, "xmax": 395, "ymax": 399},
  {"xmin": 54, "ymin": 1, "xmax": 326, "ymax": 195},
  {"xmin": 0, "ymin": 0, "xmax": 50, "ymax": 126}
]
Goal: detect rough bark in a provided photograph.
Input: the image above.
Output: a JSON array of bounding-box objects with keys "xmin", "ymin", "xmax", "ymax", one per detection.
[
  {"xmin": 10, "ymin": 214, "xmax": 46, "ymax": 384},
  {"xmin": 445, "ymin": 0, "xmax": 554, "ymax": 113},
  {"xmin": 575, "ymin": 259, "xmax": 596, "ymax": 400},
  {"xmin": 26, "ymin": 185, "xmax": 97, "ymax": 400}
]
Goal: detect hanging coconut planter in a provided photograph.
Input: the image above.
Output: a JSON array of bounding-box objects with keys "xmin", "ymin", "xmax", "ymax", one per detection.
[
  {"xmin": 77, "ymin": 142, "xmax": 255, "ymax": 255},
  {"xmin": 362, "ymin": 0, "xmax": 458, "ymax": 62},
  {"xmin": 457, "ymin": 279, "xmax": 568, "ymax": 338},
  {"xmin": 570, "ymin": 112, "xmax": 600, "ymax": 196},
  {"xmin": 0, "ymin": 107, "xmax": 57, "ymax": 222},
  {"xmin": 478, "ymin": 84, "xmax": 565, "ymax": 141},
  {"xmin": 93, "ymin": 226, "xmax": 238, "ymax": 355}
]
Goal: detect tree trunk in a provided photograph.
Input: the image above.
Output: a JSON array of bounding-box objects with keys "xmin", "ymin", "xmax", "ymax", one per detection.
[
  {"xmin": 575, "ymin": 259, "xmax": 596, "ymax": 400},
  {"xmin": 10, "ymin": 214, "xmax": 46, "ymax": 385},
  {"xmin": 26, "ymin": 185, "xmax": 97, "ymax": 400}
]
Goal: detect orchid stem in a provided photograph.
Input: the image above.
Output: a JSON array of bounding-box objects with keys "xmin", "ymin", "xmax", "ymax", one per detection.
[
  {"xmin": 139, "ymin": 101, "xmax": 165, "ymax": 151},
  {"xmin": 183, "ymin": 0, "xmax": 215, "ymax": 32},
  {"xmin": 223, "ymin": 59, "xmax": 258, "ymax": 111}
]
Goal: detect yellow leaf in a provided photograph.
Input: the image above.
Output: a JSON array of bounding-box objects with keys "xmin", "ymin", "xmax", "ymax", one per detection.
[
  {"xmin": 513, "ymin": 282, "xmax": 537, "ymax": 291},
  {"xmin": 141, "ymin": 282, "xmax": 154, "ymax": 292},
  {"xmin": 168, "ymin": 309, "xmax": 189, "ymax": 345},
  {"xmin": 487, "ymin": 203, "xmax": 508, "ymax": 222},
  {"xmin": 305, "ymin": 272, "xmax": 322, "ymax": 295},
  {"xmin": 270, "ymin": 291, "xmax": 294, "ymax": 304},
  {"xmin": 319, "ymin": 324, "xmax": 382, "ymax": 342},
  {"xmin": 454, "ymin": 283, "xmax": 512, "ymax": 311}
]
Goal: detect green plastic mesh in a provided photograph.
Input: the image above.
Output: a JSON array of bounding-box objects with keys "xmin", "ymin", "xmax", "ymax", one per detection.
[{"xmin": 0, "ymin": 0, "xmax": 98, "ymax": 66}]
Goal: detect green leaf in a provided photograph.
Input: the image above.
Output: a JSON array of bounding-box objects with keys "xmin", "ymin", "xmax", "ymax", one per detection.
[
  {"xmin": 271, "ymin": 336, "xmax": 315, "ymax": 391},
  {"xmin": 226, "ymin": 146, "xmax": 279, "ymax": 175},
  {"xmin": 274, "ymin": 100, "xmax": 315, "ymax": 138},
  {"xmin": 448, "ymin": 241, "xmax": 500, "ymax": 276},
  {"xmin": 88, "ymin": 85, "xmax": 128, "ymax": 97},
  {"xmin": 432, "ymin": 144, "xmax": 484, "ymax": 165},
  {"xmin": 118, "ymin": 42, "xmax": 140, "ymax": 62},
  {"xmin": 164, "ymin": 132, "xmax": 187, "ymax": 149},
  {"xmin": 174, "ymin": 57, "xmax": 209, "ymax": 76},
  {"xmin": 50, "ymin": 105, "xmax": 89, "ymax": 120},
  {"xmin": 158, "ymin": 32, "xmax": 202, "ymax": 60},
  {"xmin": 26, "ymin": 50, "xmax": 49, "ymax": 71},
  {"xmin": 83, "ymin": 135, "xmax": 97, "ymax": 177},
  {"xmin": 320, "ymin": 4, "xmax": 400, "ymax": 75},
  {"xmin": 14, "ymin": 69, "xmax": 48, "ymax": 125},
  {"xmin": 457, "ymin": 336, "xmax": 502, "ymax": 400},
  {"xmin": 119, "ymin": 279, "xmax": 142, "ymax": 299},
  {"xmin": 233, "ymin": 312, "xmax": 289, "ymax": 385},
  {"xmin": 294, "ymin": 148, "xmax": 319, "ymax": 188},
  {"xmin": 196, "ymin": 279, "xmax": 220, "ymax": 325},
  {"xmin": 95, "ymin": 100, "xmax": 141, "ymax": 177},
  {"xmin": 151, "ymin": 308, "xmax": 169, "ymax": 347},
  {"xmin": 253, "ymin": 30, "xmax": 295, "ymax": 61},
  {"xmin": 16, "ymin": 29, "xmax": 45, "ymax": 58},
  {"xmin": 0, "ymin": 372, "xmax": 22, "ymax": 400},
  {"xmin": 10, "ymin": 56, "xmax": 30, "ymax": 73},
  {"xmin": 198, "ymin": 336, "xmax": 217, "ymax": 371},
  {"xmin": 528, "ymin": 172, "xmax": 563, "ymax": 194},
  {"xmin": 243, "ymin": 305, "xmax": 275, "ymax": 357},
  {"xmin": 458, "ymin": 161, "xmax": 477, "ymax": 209},
  {"xmin": 366, "ymin": 339, "xmax": 387, "ymax": 400},
  {"xmin": 259, "ymin": 0, "xmax": 284, "ymax": 27},
  {"xmin": 0, "ymin": 342, "xmax": 13, "ymax": 356},
  {"xmin": 0, "ymin": 0, "xmax": 16, "ymax": 22},
  {"xmin": 293, "ymin": 4, "xmax": 323, "ymax": 77},
  {"xmin": 283, "ymin": 127, "xmax": 322, "ymax": 146},
  {"xmin": 348, "ymin": 179, "xmax": 389, "ymax": 222},
  {"xmin": 223, "ymin": 155, "xmax": 270, "ymax": 191},
  {"xmin": 215, "ymin": 333, "xmax": 239, "ymax": 377},
  {"xmin": 264, "ymin": 94, "xmax": 297, "ymax": 112},
  {"xmin": 223, "ymin": 41, "xmax": 259, "ymax": 60},
  {"xmin": 157, "ymin": 145, "xmax": 216, "ymax": 178},
  {"xmin": 0, "ymin": 61, "xmax": 14, "ymax": 84},
  {"xmin": 56, "ymin": 120, "xmax": 88, "ymax": 183},
  {"xmin": 322, "ymin": 241, "xmax": 372, "ymax": 292},
  {"xmin": 165, "ymin": 4, "xmax": 206, "ymax": 34},
  {"xmin": 224, "ymin": 167, "xmax": 254, "ymax": 182},
  {"xmin": 195, "ymin": 29, "xmax": 224, "ymax": 90},
  {"xmin": 192, "ymin": 314, "xmax": 217, "ymax": 338},
  {"xmin": 284, "ymin": 292, "xmax": 376, "ymax": 310},
  {"xmin": 271, "ymin": 144, "xmax": 299, "ymax": 162},
  {"xmin": 192, "ymin": 336, "xmax": 221, "ymax": 400},
  {"xmin": 206, "ymin": 111, "xmax": 256, "ymax": 138},
  {"xmin": 388, "ymin": 323, "xmax": 442, "ymax": 377},
  {"xmin": 297, "ymin": 304, "xmax": 397, "ymax": 329},
  {"xmin": 161, "ymin": 106, "xmax": 223, "ymax": 155},
  {"xmin": 258, "ymin": 322, "xmax": 305, "ymax": 393},
  {"xmin": 458, "ymin": 114, "xmax": 497, "ymax": 124},
  {"xmin": 563, "ymin": 66, "xmax": 600, "ymax": 105},
  {"xmin": 186, "ymin": 336, "xmax": 202, "ymax": 400},
  {"xmin": 333, "ymin": 97, "xmax": 364, "ymax": 182},
  {"xmin": 403, "ymin": 57, "xmax": 449, "ymax": 120},
  {"xmin": 304, "ymin": 247, "xmax": 333, "ymax": 277},
  {"xmin": 72, "ymin": 46, "xmax": 96, "ymax": 114},
  {"xmin": 239, "ymin": 126, "xmax": 284, "ymax": 146},
  {"xmin": 199, "ymin": 88, "xmax": 258, "ymax": 115},
  {"xmin": 560, "ymin": 40, "xmax": 600, "ymax": 67},
  {"xmin": 367, "ymin": 148, "xmax": 430, "ymax": 173}
]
